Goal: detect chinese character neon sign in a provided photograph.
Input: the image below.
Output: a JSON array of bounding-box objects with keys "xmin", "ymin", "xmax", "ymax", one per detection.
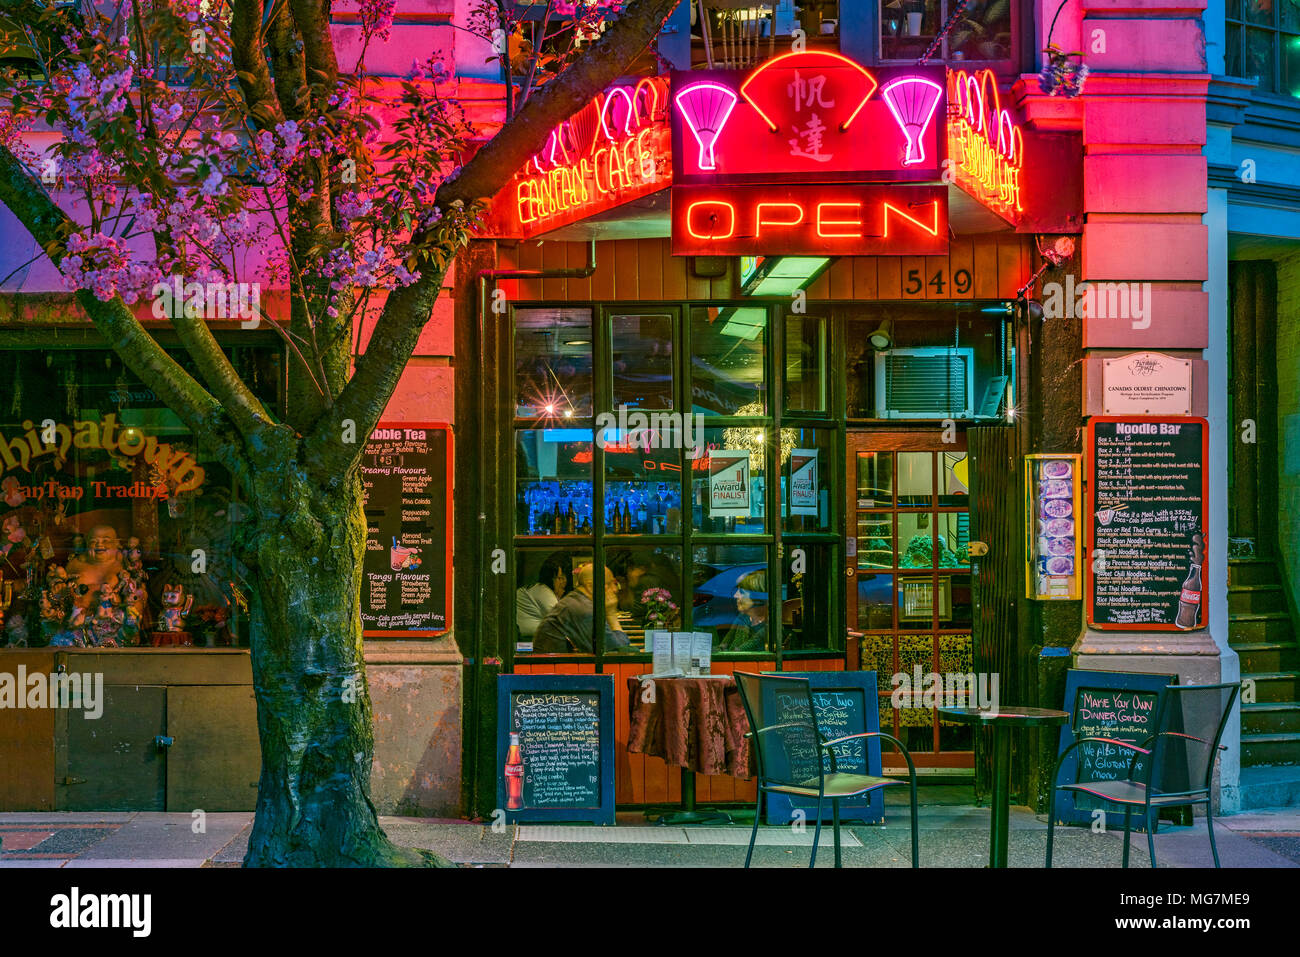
[
  {"xmin": 946, "ymin": 68, "xmax": 1025, "ymax": 222},
  {"xmin": 671, "ymin": 184, "xmax": 948, "ymax": 257},
  {"xmin": 671, "ymin": 59, "xmax": 945, "ymax": 183},
  {"xmin": 481, "ymin": 76, "xmax": 672, "ymax": 238}
]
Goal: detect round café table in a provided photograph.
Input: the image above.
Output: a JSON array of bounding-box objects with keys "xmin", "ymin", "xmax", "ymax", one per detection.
[
  {"xmin": 937, "ymin": 705, "xmax": 1069, "ymax": 868},
  {"xmin": 626, "ymin": 675, "xmax": 751, "ymax": 825}
]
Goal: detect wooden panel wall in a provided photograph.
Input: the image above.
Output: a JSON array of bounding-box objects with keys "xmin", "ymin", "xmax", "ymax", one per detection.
[
  {"xmin": 513, "ymin": 656, "xmax": 844, "ymax": 807},
  {"xmin": 496, "ymin": 236, "xmax": 1033, "ymax": 303}
]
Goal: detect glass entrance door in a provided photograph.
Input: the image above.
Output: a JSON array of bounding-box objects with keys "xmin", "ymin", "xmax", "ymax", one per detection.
[{"xmin": 847, "ymin": 431, "xmax": 975, "ymax": 769}]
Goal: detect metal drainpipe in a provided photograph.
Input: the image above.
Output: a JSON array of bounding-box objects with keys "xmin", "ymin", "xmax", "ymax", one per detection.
[{"xmin": 468, "ymin": 239, "xmax": 597, "ymax": 815}]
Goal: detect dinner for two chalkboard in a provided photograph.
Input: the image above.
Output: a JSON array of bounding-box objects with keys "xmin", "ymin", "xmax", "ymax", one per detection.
[
  {"xmin": 761, "ymin": 671, "xmax": 885, "ymax": 825},
  {"xmin": 1053, "ymin": 668, "xmax": 1177, "ymax": 828},
  {"xmin": 496, "ymin": 674, "xmax": 616, "ymax": 824},
  {"xmin": 361, "ymin": 422, "xmax": 452, "ymax": 637},
  {"xmin": 1087, "ymin": 417, "xmax": 1208, "ymax": 630}
]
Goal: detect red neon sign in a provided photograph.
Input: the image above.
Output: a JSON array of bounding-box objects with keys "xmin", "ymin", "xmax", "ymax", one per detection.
[
  {"xmin": 671, "ymin": 61, "xmax": 945, "ymax": 183},
  {"xmin": 479, "ymin": 76, "xmax": 672, "ymax": 238},
  {"xmin": 946, "ymin": 69, "xmax": 1025, "ymax": 222},
  {"xmin": 672, "ymin": 184, "xmax": 948, "ymax": 257}
]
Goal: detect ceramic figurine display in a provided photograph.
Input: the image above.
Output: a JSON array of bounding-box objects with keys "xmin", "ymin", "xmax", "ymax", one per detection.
[{"xmin": 28, "ymin": 525, "xmax": 149, "ymax": 648}]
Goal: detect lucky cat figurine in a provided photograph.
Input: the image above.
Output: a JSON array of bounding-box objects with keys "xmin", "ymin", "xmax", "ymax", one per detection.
[{"xmin": 158, "ymin": 582, "xmax": 193, "ymax": 633}]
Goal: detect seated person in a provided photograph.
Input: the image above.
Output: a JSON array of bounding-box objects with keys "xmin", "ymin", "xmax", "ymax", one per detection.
[
  {"xmin": 516, "ymin": 556, "xmax": 568, "ymax": 638},
  {"xmin": 610, "ymin": 549, "xmax": 678, "ymax": 628},
  {"xmin": 716, "ymin": 569, "xmax": 769, "ymax": 653},
  {"xmin": 533, "ymin": 563, "xmax": 632, "ymax": 654}
]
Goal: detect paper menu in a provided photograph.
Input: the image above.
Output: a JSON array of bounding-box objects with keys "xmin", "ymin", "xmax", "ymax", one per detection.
[
  {"xmin": 648, "ymin": 631, "xmax": 714, "ymax": 676},
  {"xmin": 648, "ymin": 630, "xmax": 672, "ymax": 675},
  {"xmin": 689, "ymin": 633, "xmax": 712, "ymax": 675}
]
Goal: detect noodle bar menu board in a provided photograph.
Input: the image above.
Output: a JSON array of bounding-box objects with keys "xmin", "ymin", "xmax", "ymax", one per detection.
[
  {"xmin": 1087, "ymin": 417, "xmax": 1208, "ymax": 630},
  {"xmin": 496, "ymin": 675, "xmax": 616, "ymax": 824},
  {"xmin": 361, "ymin": 422, "xmax": 452, "ymax": 636}
]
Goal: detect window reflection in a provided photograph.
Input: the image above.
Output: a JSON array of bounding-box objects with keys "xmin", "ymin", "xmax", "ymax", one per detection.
[
  {"xmin": 515, "ymin": 308, "xmax": 593, "ymax": 418},
  {"xmin": 781, "ymin": 543, "xmax": 836, "ymax": 651},
  {"xmin": 611, "ymin": 314, "xmax": 674, "ymax": 410},
  {"xmin": 691, "ymin": 306, "xmax": 766, "ymax": 415},
  {"xmin": 692, "ymin": 545, "xmax": 769, "ymax": 654}
]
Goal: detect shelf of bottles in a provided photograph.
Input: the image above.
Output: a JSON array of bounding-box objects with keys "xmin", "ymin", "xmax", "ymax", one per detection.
[{"xmin": 518, "ymin": 480, "xmax": 684, "ymax": 536}]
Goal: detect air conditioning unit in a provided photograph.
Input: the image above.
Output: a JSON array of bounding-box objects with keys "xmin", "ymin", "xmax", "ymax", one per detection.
[{"xmin": 874, "ymin": 347, "xmax": 975, "ymax": 418}]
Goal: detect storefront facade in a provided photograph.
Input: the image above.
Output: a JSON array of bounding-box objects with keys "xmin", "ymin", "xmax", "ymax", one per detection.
[{"xmin": 5, "ymin": 0, "xmax": 1284, "ymax": 818}]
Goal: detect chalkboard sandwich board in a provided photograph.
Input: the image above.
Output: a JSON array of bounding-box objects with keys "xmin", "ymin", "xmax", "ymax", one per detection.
[
  {"xmin": 361, "ymin": 422, "xmax": 453, "ymax": 637},
  {"xmin": 1087, "ymin": 417, "xmax": 1208, "ymax": 631},
  {"xmin": 760, "ymin": 671, "xmax": 885, "ymax": 825},
  {"xmin": 1053, "ymin": 668, "xmax": 1178, "ymax": 828},
  {"xmin": 496, "ymin": 674, "xmax": 616, "ymax": 825}
]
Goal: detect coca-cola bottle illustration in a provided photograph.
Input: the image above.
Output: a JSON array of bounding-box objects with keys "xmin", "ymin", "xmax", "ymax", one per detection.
[
  {"xmin": 1174, "ymin": 534, "xmax": 1204, "ymax": 630},
  {"xmin": 504, "ymin": 731, "xmax": 524, "ymax": 810}
]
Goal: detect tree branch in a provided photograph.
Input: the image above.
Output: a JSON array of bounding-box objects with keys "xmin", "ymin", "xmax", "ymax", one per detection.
[
  {"xmin": 168, "ymin": 303, "xmax": 278, "ymax": 438},
  {"xmin": 302, "ymin": 0, "xmax": 679, "ymax": 482},
  {"xmin": 0, "ymin": 145, "xmax": 250, "ymax": 481},
  {"xmin": 231, "ymin": 0, "xmax": 286, "ymax": 130}
]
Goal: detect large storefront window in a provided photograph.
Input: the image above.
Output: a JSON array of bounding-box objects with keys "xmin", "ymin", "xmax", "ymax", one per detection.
[
  {"xmin": 510, "ymin": 301, "xmax": 838, "ymax": 664},
  {"xmin": 0, "ymin": 345, "xmax": 282, "ymax": 650},
  {"xmin": 507, "ymin": 298, "xmax": 1009, "ymax": 677}
]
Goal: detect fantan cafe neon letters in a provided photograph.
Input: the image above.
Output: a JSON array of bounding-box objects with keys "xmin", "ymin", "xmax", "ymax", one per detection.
[
  {"xmin": 671, "ymin": 184, "xmax": 948, "ymax": 257},
  {"xmin": 947, "ymin": 69, "xmax": 1024, "ymax": 223},
  {"xmin": 504, "ymin": 76, "xmax": 671, "ymax": 237},
  {"xmin": 671, "ymin": 57, "xmax": 946, "ymax": 183}
]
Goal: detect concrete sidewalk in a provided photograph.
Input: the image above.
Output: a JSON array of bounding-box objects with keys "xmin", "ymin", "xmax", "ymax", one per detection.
[{"xmin": 2, "ymin": 804, "xmax": 1297, "ymax": 867}]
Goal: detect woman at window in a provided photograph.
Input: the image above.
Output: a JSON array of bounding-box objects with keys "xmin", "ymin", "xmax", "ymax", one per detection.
[
  {"xmin": 718, "ymin": 569, "xmax": 769, "ymax": 653},
  {"xmin": 517, "ymin": 554, "xmax": 569, "ymax": 638}
]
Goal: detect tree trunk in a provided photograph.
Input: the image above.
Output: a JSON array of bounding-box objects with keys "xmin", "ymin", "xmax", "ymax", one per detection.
[{"xmin": 240, "ymin": 466, "xmax": 446, "ymax": 867}]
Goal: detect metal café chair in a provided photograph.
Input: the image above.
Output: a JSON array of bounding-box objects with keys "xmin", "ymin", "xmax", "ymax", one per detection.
[
  {"xmin": 734, "ymin": 671, "xmax": 920, "ymax": 868},
  {"xmin": 1046, "ymin": 682, "xmax": 1240, "ymax": 869}
]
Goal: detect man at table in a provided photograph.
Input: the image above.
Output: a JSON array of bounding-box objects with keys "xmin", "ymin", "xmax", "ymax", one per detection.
[{"xmin": 534, "ymin": 563, "xmax": 632, "ymax": 654}]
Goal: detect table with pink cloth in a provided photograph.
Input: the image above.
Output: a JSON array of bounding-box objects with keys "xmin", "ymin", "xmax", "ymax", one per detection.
[{"xmin": 626, "ymin": 675, "xmax": 752, "ymax": 779}]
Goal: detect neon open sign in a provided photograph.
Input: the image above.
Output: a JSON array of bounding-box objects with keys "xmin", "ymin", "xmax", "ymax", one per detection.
[
  {"xmin": 482, "ymin": 76, "xmax": 672, "ymax": 237},
  {"xmin": 671, "ymin": 184, "xmax": 949, "ymax": 257},
  {"xmin": 670, "ymin": 56, "xmax": 947, "ymax": 184},
  {"xmin": 947, "ymin": 68, "xmax": 1025, "ymax": 222}
]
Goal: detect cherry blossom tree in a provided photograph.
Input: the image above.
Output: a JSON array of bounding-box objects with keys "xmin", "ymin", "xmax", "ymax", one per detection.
[{"xmin": 0, "ymin": 0, "xmax": 679, "ymax": 866}]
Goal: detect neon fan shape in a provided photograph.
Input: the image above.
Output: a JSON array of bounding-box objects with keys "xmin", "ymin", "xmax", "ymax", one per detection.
[
  {"xmin": 674, "ymin": 82, "xmax": 738, "ymax": 171},
  {"xmin": 880, "ymin": 76, "xmax": 943, "ymax": 166}
]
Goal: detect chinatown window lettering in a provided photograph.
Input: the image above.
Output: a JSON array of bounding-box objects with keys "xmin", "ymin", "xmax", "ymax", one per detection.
[
  {"xmin": 946, "ymin": 69, "xmax": 1024, "ymax": 219},
  {"xmin": 512, "ymin": 77, "xmax": 671, "ymax": 232},
  {"xmin": 0, "ymin": 417, "xmax": 206, "ymax": 493}
]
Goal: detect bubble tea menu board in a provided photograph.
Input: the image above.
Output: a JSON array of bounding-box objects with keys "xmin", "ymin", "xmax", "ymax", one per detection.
[
  {"xmin": 361, "ymin": 423, "xmax": 452, "ymax": 636},
  {"xmin": 1087, "ymin": 417, "xmax": 1208, "ymax": 630},
  {"xmin": 1025, "ymin": 454, "xmax": 1083, "ymax": 600}
]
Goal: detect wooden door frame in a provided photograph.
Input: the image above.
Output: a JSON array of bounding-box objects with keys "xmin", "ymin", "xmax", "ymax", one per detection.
[{"xmin": 845, "ymin": 427, "xmax": 974, "ymax": 769}]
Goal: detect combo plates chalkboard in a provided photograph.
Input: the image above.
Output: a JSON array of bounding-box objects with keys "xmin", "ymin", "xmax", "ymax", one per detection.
[
  {"xmin": 760, "ymin": 671, "xmax": 885, "ymax": 826},
  {"xmin": 496, "ymin": 674, "xmax": 616, "ymax": 825},
  {"xmin": 1053, "ymin": 669, "xmax": 1178, "ymax": 828}
]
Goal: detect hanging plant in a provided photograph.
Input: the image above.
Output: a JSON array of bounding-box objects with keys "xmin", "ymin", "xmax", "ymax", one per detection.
[{"xmin": 1039, "ymin": 43, "xmax": 1088, "ymax": 97}]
